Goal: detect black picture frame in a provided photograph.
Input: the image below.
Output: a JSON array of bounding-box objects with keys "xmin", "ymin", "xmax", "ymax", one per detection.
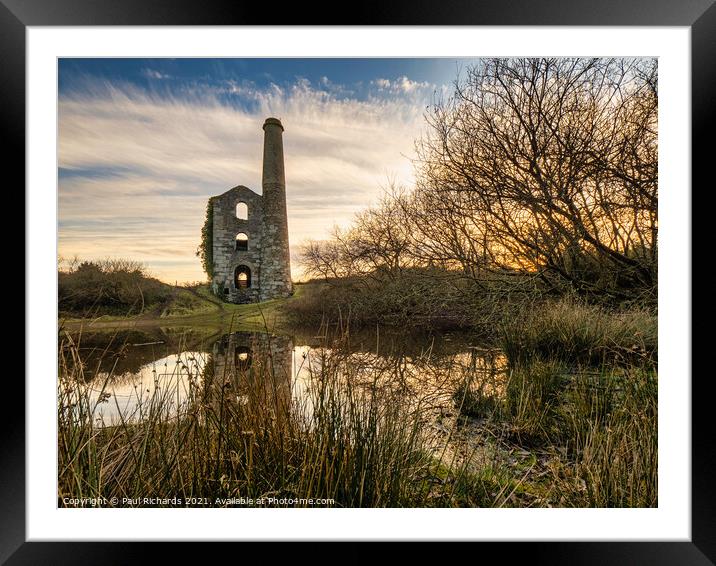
[{"xmin": 7, "ymin": 0, "xmax": 710, "ymax": 562}]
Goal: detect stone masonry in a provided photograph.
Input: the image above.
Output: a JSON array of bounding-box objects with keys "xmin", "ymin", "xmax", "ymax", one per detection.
[{"xmin": 209, "ymin": 117, "xmax": 293, "ymax": 303}]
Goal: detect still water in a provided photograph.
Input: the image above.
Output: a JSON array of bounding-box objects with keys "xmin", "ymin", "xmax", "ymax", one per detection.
[{"xmin": 60, "ymin": 326, "xmax": 506, "ymax": 427}]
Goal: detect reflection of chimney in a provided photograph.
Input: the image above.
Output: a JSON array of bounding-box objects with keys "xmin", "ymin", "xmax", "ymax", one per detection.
[{"xmin": 260, "ymin": 117, "xmax": 293, "ymax": 299}]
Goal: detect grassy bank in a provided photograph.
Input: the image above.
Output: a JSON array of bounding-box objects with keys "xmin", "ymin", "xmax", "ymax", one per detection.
[
  {"xmin": 284, "ymin": 281, "xmax": 657, "ymax": 364},
  {"xmin": 500, "ymin": 298, "xmax": 657, "ymax": 366},
  {"xmin": 58, "ymin": 259, "xmax": 300, "ymax": 330},
  {"xmin": 60, "ymin": 282, "xmax": 303, "ymax": 334}
]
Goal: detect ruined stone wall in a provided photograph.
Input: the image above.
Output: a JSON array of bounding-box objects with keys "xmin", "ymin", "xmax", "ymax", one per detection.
[{"xmin": 211, "ymin": 186, "xmax": 263, "ymax": 303}]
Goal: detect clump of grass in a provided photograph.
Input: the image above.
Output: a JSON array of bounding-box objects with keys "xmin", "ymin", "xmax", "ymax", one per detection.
[
  {"xmin": 452, "ymin": 379, "xmax": 501, "ymax": 419},
  {"xmin": 553, "ymin": 366, "xmax": 658, "ymax": 507},
  {"xmin": 451, "ymin": 349, "xmax": 508, "ymax": 420},
  {"xmin": 421, "ymin": 455, "xmax": 518, "ymax": 507},
  {"xmin": 496, "ymin": 360, "xmax": 657, "ymax": 507},
  {"xmin": 501, "ymin": 298, "xmax": 657, "ymax": 366},
  {"xmin": 502, "ymin": 360, "xmax": 566, "ymax": 445}
]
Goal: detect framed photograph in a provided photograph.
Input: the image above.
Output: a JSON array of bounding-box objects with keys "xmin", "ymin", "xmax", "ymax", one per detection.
[{"xmin": 8, "ymin": 0, "xmax": 710, "ymax": 561}]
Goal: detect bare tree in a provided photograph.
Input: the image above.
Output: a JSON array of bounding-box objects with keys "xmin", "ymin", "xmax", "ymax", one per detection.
[
  {"xmin": 416, "ymin": 57, "xmax": 657, "ymax": 298},
  {"xmin": 302, "ymin": 58, "xmax": 657, "ymax": 304}
]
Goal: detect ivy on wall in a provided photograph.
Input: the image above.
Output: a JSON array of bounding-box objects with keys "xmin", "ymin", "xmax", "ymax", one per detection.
[{"xmin": 196, "ymin": 197, "xmax": 214, "ymax": 280}]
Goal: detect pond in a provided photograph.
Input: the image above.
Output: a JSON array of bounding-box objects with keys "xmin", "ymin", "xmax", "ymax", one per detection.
[{"xmin": 58, "ymin": 325, "xmax": 506, "ymax": 429}]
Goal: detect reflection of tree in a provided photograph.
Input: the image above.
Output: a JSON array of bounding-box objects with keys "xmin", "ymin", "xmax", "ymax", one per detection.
[
  {"xmin": 297, "ymin": 327, "xmax": 507, "ymax": 413},
  {"xmin": 293, "ymin": 326, "xmax": 478, "ymax": 359},
  {"xmin": 68, "ymin": 325, "xmax": 508, "ymax": 425},
  {"xmin": 62, "ymin": 327, "xmax": 217, "ymax": 380}
]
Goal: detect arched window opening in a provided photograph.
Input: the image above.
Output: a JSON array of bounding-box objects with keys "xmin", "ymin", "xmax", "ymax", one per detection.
[
  {"xmin": 234, "ymin": 265, "xmax": 251, "ymax": 289},
  {"xmin": 236, "ymin": 202, "xmax": 248, "ymax": 220},
  {"xmin": 235, "ymin": 232, "xmax": 248, "ymax": 251}
]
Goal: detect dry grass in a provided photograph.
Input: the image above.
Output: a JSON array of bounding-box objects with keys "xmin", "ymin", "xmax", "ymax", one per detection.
[{"xmin": 501, "ymin": 298, "xmax": 657, "ymax": 366}]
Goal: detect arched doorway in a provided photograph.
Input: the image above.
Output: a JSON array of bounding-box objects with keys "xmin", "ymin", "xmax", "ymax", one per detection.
[
  {"xmin": 234, "ymin": 265, "xmax": 251, "ymax": 289},
  {"xmin": 234, "ymin": 346, "xmax": 252, "ymax": 370}
]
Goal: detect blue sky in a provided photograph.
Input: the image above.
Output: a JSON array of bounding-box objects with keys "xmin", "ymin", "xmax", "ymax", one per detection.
[
  {"xmin": 58, "ymin": 58, "xmax": 478, "ymax": 282},
  {"xmin": 59, "ymin": 58, "xmax": 469, "ymax": 100}
]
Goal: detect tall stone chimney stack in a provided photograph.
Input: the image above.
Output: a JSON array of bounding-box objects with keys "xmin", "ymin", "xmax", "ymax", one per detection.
[{"xmin": 259, "ymin": 117, "xmax": 293, "ymax": 300}]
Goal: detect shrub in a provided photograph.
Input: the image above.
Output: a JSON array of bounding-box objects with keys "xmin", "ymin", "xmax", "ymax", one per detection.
[
  {"xmin": 196, "ymin": 198, "xmax": 214, "ymax": 280},
  {"xmin": 282, "ymin": 271, "xmax": 524, "ymax": 332},
  {"xmin": 58, "ymin": 260, "xmax": 173, "ymax": 317}
]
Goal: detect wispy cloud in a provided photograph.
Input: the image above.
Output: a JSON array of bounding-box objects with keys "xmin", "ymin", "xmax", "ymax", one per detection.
[
  {"xmin": 372, "ymin": 76, "xmax": 432, "ymax": 94},
  {"xmin": 141, "ymin": 68, "xmax": 171, "ymax": 80},
  {"xmin": 59, "ymin": 76, "xmax": 431, "ymax": 282}
]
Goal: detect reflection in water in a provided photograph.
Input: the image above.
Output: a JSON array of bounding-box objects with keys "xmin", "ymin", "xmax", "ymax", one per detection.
[
  {"xmin": 69, "ymin": 328, "xmax": 506, "ymax": 430},
  {"xmin": 291, "ymin": 342, "xmax": 508, "ymax": 445},
  {"xmin": 84, "ymin": 351, "xmax": 206, "ymax": 425},
  {"xmin": 208, "ymin": 332, "xmax": 294, "ymax": 421}
]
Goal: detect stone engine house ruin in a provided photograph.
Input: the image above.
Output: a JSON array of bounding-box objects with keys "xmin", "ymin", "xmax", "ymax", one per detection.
[{"xmin": 209, "ymin": 117, "xmax": 293, "ymax": 303}]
